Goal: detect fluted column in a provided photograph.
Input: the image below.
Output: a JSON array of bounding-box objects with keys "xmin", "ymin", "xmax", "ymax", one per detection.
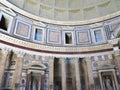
[
  {"xmin": 113, "ymin": 70, "xmax": 119, "ymax": 90},
  {"xmin": 25, "ymin": 73, "xmax": 30, "ymax": 90},
  {"xmin": 49, "ymin": 57, "xmax": 54, "ymax": 90},
  {"xmin": 0, "ymin": 48, "xmax": 9, "ymax": 88},
  {"xmin": 83, "ymin": 60, "xmax": 89, "ymax": 90},
  {"xmin": 12, "ymin": 51, "xmax": 24, "ymax": 90},
  {"xmin": 85, "ymin": 57, "xmax": 94, "ymax": 90},
  {"xmin": 73, "ymin": 57, "xmax": 81, "ymax": 90},
  {"xmin": 60, "ymin": 58, "xmax": 66, "ymax": 90},
  {"xmin": 114, "ymin": 50, "xmax": 120, "ymax": 72},
  {"xmin": 98, "ymin": 72, "xmax": 103, "ymax": 90}
]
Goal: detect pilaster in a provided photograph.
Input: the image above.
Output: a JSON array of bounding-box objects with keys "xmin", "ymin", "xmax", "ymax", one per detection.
[
  {"xmin": 12, "ymin": 51, "xmax": 24, "ymax": 90},
  {"xmin": 113, "ymin": 70, "xmax": 119, "ymax": 90}
]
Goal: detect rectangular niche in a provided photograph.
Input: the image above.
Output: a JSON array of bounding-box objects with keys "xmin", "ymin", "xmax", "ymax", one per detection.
[
  {"xmin": 116, "ymin": 0, "xmax": 120, "ymax": 10},
  {"xmin": 8, "ymin": 0, "xmax": 24, "ymax": 8},
  {"xmin": 98, "ymin": 1, "xmax": 116, "ymax": 16},
  {"xmin": 40, "ymin": 5, "xmax": 54, "ymax": 19},
  {"xmin": 83, "ymin": 7, "xmax": 97, "ymax": 20},
  {"xmin": 47, "ymin": 29, "xmax": 61, "ymax": 44},
  {"xmin": 0, "ymin": 12, "xmax": 13, "ymax": 33},
  {"xmin": 55, "ymin": 9, "xmax": 68, "ymax": 21},
  {"xmin": 24, "ymin": 0, "xmax": 40, "ymax": 15},
  {"xmin": 41, "ymin": 0, "xmax": 54, "ymax": 6},
  {"xmin": 33, "ymin": 27, "xmax": 44, "ymax": 43},
  {"xmin": 55, "ymin": 0, "xmax": 68, "ymax": 8},
  {"xmin": 14, "ymin": 20, "xmax": 31, "ymax": 39},
  {"xmin": 76, "ymin": 30, "xmax": 91, "ymax": 45},
  {"xmin": 64, "ymin": 31, "xmax": 74, "ymax": 45},
  {"xmin": 83, "ymin": 0, "xmax": 94, "ymax": 6},
  {"xmin": 69, "ymin": 0, "xmax": 80, "ymax": 8},
  {"xmin": 69, "ymin": 9, "xmax": 82, "ymax": 21}
]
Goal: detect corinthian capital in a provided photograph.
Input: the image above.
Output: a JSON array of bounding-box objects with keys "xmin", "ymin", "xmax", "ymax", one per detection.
[
  {"xmin": 0, "ymin": 48, "xmax": 10, "ymax": 54},
  {"xmin": 15, "ymin": 51, "xmax": 25, "ymax": 57}
]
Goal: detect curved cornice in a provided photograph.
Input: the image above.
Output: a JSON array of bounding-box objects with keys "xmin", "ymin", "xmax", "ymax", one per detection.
[{"xmin": 1, "ymin": 0, "xmax": 120, "ymax": 25}]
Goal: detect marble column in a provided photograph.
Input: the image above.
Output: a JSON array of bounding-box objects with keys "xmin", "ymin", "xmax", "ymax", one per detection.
[
  {"xmin": 85, "ymin": 57, "xmax": 95, "ymax": 90},
  {"xmin": 73, "ymin": 57, "xmax": 81, "ymax": 90},
  {"xmin": 60, "ymin": 58, "xmax": 66, "ymax": 90},
  {"xmin": 49, "ymin": 57, "xmax": 54, "ymax": 90},
  {"xmin": 114, "ymin": 50, "xmax": 120, "ymax": 72},
  {"xmin": 0, "ymin": 48, "xmax": 9, "ymax": 88},
  {"xmin": 114, "ymin": 50, "xmax": 120, "ymax": 90},
  {"xmin": 25, "ymin": 73, "xmax": 30, "ymax": 90},
  {"xmin": 12, "ymin": 51, "xmax": 24, "ymax": 90},
  {"xmin": 113, "ymin": 70, "xmax": 119, "ymax": 90},
  {"xmin": 98, "ymin": 72, "xmax": 103, "ymax": 90}
]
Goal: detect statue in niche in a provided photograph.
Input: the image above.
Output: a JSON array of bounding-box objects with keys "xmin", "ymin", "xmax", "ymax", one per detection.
[
  {"xmin": 31, "ymin": 76, "xmax": 39, "ymax": 90},
  {"xmin": 103, "ymin": 76, "xmax": 113, "ymax": 90}
]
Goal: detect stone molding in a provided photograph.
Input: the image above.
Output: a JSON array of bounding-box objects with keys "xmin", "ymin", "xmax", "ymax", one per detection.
[{"xmin": 0, "ymin": 33, "xmax": 114, "ymax": 52}]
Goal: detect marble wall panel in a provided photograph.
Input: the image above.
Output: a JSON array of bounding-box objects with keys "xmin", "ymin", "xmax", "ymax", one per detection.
[
  {"xmin": 47, "ymin": 29, "xmax": 61, "ymax": 44},
  {"xmin": 14, "ymin": 20, "xmax": 31, "ymax": 39},
  {"xmin": 76, "ymin": 30, "xmax": 91, "ymax": 44}
]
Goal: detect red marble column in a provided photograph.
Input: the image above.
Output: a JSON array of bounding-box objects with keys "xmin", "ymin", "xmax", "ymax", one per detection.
[{"xmin": 25, "ymin": 73, "xmax": 30, "ymax": 90}]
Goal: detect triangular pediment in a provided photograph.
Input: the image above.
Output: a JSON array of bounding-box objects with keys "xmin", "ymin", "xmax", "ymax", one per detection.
[{"xmin": 0, "ymin": 7, "xmax": 16, "ymax": 16}]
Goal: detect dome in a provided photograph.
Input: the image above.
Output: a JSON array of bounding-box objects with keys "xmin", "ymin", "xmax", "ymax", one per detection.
[{"xmin": 4, "ymin": 0, "xmax": 120, "ymax": 24}]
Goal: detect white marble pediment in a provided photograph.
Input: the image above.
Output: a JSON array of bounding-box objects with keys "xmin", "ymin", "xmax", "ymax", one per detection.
[{"xmin": 0, "ymin": 7, "xmax": 16, "ymax": 16}]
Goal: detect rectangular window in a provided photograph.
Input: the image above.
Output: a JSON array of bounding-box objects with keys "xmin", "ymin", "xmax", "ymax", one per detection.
[
  {"xmin": 34, "ymin": 28, "xmax": 43, "ymax": 41},
  {"xmin": 0, "ymin": 15, "xmax": 8, "ymax": 31},
  {"xmin": 65, "ymin": 32, "xmax": 72, "ymax": 44},
  {"xmin": 94, "ymin": 30, "xmax": 103, "ymax": 42}
]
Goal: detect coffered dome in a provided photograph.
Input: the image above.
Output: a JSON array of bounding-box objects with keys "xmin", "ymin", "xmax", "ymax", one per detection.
[{"xmin": 7, "ymin": 0, "xmax": 120, "ymax": 21}]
